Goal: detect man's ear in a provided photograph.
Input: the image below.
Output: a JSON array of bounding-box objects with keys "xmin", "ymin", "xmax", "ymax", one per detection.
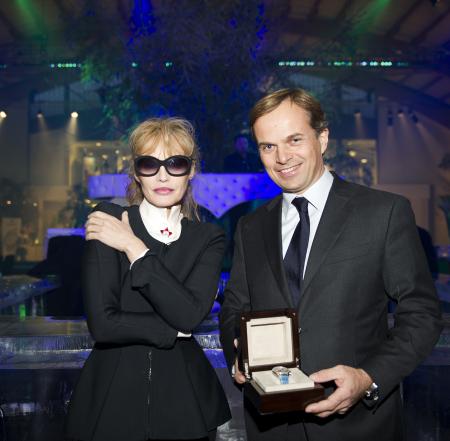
[{"xmin": 319, "ymin": 129, "xmax": 329, "ymax": 155}]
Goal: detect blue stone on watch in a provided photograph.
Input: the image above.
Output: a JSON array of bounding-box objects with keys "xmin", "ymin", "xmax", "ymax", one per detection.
[
  {"xmin": 280, "ymin": 373, "xmax": 289, "ymax": 384},
  {"xmin": 272, "ymin": 366, "xmax": 291, "ymax": 384}
]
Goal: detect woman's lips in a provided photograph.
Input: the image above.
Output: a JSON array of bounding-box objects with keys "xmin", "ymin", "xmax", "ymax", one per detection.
[{"xmin": 154, "ymin": 187, "xmax": 174, "ymax": 195}]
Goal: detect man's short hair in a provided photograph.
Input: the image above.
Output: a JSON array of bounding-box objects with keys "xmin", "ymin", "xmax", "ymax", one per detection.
[{"xmin": 249, "ymin": 88, "xmax": 328, "ymax": 139}]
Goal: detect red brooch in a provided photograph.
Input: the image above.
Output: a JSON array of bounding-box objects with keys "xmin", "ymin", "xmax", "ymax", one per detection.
[{"xmin": 160, "ymin": 227, "xmax": 173, "ymax": 237}]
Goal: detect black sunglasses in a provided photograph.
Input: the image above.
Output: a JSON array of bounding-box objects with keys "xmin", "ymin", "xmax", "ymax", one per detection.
[{"xmin": 134, "ymin": 155, "xmax": 193, "ymax": 177}]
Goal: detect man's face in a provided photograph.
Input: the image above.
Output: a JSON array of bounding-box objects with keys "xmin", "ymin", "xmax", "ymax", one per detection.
[{"xmin": 253, "ymin": 99, "xmax": 328, "ymax": 194}]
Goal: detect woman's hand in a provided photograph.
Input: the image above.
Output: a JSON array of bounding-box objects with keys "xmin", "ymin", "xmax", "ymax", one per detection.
[{"xmin": 85, "ymin": 211, "xmax": 148, "ymax": 262}]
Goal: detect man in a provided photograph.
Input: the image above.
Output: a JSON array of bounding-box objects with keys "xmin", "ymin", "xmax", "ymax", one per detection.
[
  {"xmin": 219, "ymin": 88, "xmax": 442, "ymax": 441},
  {"xmin": 223, "ymin": 134, "xmax": 262, "ymax": 173}
]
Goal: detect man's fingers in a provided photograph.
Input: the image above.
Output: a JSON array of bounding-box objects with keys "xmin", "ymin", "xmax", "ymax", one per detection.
[
  {"xmin": 305, "ymin": 393, "xmax": 341, "ymax": 414},
  {"xmin": 315, "ymin": 407, "xmax": 349, "ymax": 418},
  {"xmin": 305, "ymin": 386, "xmax": 351, "ymax": 415},
  {"xmin": 309, "ymin": 366, "xmax": 342, "ymax": 384},
  {"xmin": 315, "ymin": 410, "xmax": 334, "ymax": 418},
  {"xmin": 306, "ymin": 400, "xmax": 346, "ymax": 418},
  {"xmin": 233, "ymin": 361, "xmax": 246, "ymax": 384},
  {"xmin": 234, "ymin": 370, "xmax": 246, "ymax": 384},
  {"xmin": 233, "ymin": 355, "xmax": 246, "ymax": 384}
]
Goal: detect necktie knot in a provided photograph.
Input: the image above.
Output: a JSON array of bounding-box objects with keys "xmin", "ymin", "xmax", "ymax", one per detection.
[{"xmin": 292, "ymin": 197, "xmax": 309, "ymax": 215}]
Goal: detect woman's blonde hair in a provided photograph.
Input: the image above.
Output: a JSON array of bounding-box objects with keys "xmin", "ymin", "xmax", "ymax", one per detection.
[{"xmin": 126, "ymin": 117, "xmax": 200, "ymax": 220}]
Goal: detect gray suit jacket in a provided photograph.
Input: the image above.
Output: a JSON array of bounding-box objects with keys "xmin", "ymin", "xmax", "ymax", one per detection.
[{"xmin": 220, "ymin": 175, "xmax": 442, "ymax": 441}]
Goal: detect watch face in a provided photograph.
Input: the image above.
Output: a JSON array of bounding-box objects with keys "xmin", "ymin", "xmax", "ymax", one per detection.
[{"xmin": 272, "ymin": 366, "xmax": 291, "ymax": 376}]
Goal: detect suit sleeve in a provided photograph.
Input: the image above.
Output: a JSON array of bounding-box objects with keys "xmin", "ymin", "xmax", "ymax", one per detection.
[
  {"xmin": 129, "ymin": 225, "xmax": 225, "ymax": 333},
  {"xmin": 359, "ymin": 197, "xmax": 443, "ymax": 399},
  {"xmin": 82, "ymin": 202, "xmax": 177, "ymax": 348},
  {"xmin": 219, "ymin": 219, "xmax": 252, "ymax": 371}
]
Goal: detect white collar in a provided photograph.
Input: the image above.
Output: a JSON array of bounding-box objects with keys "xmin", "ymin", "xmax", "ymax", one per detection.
[
  {"xmin": 282, "ymin": 168, "xmax": 334, "ymax": 216},
  {"xmin": 139, "ymin": 198, "xmax": 184, "ymax": 244}
]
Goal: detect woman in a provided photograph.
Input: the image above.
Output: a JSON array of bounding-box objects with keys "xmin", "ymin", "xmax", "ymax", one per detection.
[{"xmin": 66, "ymin": 117, "xmax": 231, "ymax": 441}]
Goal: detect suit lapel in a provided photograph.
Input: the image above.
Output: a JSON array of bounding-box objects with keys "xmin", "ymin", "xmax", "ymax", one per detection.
[
  {"xmin": 262, "ymin": 196, "xmax": 293, "ymax": 308},
  {"xmin": 299, "ymin": 176, "xmax": 355, "ymax": 307}
]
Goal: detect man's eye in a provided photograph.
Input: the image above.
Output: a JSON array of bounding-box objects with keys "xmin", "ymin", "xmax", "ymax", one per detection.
[
  {"xmin": 261, "ymin": 144, "xmax": 274, "ymax": 151},
  {"xmin": 291, "ymin": 137, "xmax": 302, "ymax": 144}
]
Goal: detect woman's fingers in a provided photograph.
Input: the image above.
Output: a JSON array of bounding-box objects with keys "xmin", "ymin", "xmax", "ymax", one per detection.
[
  {"xmin": 85, "ymin": 219, "xmax": 102, "ymax": 229},
  {"xmin": 85, "ymin": 224, "xmax": 102, "ymax": 234},
  {"xmin": 84, "ymin": 210, "xmax": 135, "ymax": 250},
  {"xmin": 85, "ymin": 230, "xmax": 98, "ymax": 241},
  {"xmin": 86, "ymin": 213, "xmax": 119, "ymax": 230},
  {"xmin": 121, "ymin": 211, "xmax": 130, "ymax": 225},
  {"xmin": 87, "ymin": 211, "xmax": 115, "ymax": 221}
]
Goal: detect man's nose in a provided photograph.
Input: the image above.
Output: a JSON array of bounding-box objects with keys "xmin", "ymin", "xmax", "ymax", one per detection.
[{"xmin": 276, "ymin": 145, "xmax": 291, "ymax": 164}]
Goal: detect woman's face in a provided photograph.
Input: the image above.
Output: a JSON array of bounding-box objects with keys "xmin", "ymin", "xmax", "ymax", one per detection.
[{"xmin": 135, "ymin": 140, "xmax": 194, "ymax": 209}]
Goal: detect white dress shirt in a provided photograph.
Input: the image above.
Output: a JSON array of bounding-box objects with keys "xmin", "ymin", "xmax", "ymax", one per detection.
[
  {"xmin": 281, "ymin": 168, "xmax": 334, "ymax": 277},
  {"xmin": 139, "ymin": 198, "xmax": 184, "ymax": 244},
  {"xmin": 130, "ymin": 199, "xmax": 183, "ymax": 266}
]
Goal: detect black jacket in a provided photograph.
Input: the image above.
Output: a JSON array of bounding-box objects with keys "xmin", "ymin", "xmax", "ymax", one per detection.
[
  {"xmin": 66, "ymin": 202, "xmax": 231, "ymax": 441},
  {"xmin": 220, "ymin": 175, "xmax": 442, "ymax": 441}
]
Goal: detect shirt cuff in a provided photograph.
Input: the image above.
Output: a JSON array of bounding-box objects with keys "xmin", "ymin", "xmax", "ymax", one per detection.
[
  {"xmin": 129, "ymin": 249, "xmax": 150, "ymax": 269},
  {"xmin": 177, "ymin": 331, "xmax": 192, "ymax": 338}
]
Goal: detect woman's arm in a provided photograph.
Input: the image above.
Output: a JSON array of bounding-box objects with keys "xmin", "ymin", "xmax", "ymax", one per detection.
[
  {"xmin": 130, "ymin": 226, "xmax": 225, "ymax": 334},
  {"xmin": 83, "ymin": 202, "xmax": 178, "ymax": 348}
]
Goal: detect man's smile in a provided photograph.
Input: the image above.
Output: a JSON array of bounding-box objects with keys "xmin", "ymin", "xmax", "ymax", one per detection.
[{"xmin": 277, "ymin": 164, "xmax": 302, "ymax": 176}]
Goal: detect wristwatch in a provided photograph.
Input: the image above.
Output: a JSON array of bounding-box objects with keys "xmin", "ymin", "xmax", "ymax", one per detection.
[
  {"xmin": 364, "ymin": 382, "xmax": 379, "ymax": 401},
  {"xmin": 272, "ymin": 366, "xmax": 291, "ymax": 384}
]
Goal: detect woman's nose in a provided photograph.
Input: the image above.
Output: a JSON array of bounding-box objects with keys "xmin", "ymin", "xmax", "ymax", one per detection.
[{"xmin": 157, "ymin": 165, "xmax": 169, "ymax": 181}]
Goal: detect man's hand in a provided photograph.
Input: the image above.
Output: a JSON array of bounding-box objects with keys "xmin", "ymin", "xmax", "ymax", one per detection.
[
  {"xmin": 85, "ymin": 211, "xmax": 147, "ymax": 262},
  {"xmin": 232, "ymin": 338, "xmax": 246, "ymax": 384},
  {"xmin": 305, "ymin": 365, "xmax": 373, "ymax": 418}
]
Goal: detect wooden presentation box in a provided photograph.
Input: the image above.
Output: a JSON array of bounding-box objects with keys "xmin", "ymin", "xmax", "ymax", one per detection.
[{"xmin": 240, "ymin": 309, "xmax": 324, "ymax": 415}]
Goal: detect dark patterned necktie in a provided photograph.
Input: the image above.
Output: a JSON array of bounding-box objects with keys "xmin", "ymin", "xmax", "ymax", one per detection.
[{"xmin": 283, "ymin": 197, "xmax": 310, "ymax": 307}]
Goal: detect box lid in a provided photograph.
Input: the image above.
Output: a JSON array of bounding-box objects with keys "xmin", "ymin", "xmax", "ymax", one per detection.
[{"xmin": 240, "ymin": 309, "xmax": 300, "ymax": 378}]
